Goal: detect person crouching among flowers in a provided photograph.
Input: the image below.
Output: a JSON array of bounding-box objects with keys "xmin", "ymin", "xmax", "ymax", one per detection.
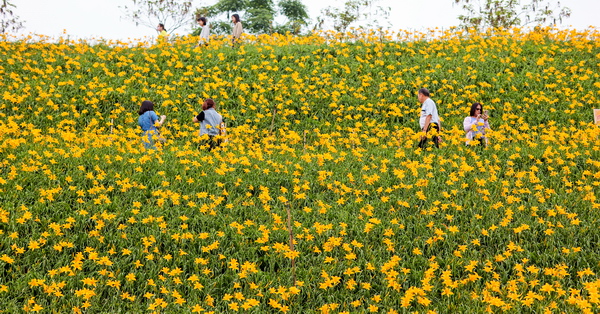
[
  {"xmin": 138, "ymin": 100, "xmax": 166, "ymax": 149},
  {"xmin": 193, "ymin": 98, "xmax": 224, "ymax": 151}
]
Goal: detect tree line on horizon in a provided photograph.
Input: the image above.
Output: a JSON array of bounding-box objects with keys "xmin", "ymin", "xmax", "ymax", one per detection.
[{"xmin": 2, "ymin": 0, "xmax": 572, "ymax": 37}]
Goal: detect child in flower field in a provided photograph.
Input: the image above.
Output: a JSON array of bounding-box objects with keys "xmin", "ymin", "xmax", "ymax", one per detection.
[
  {"xmin": 464, "ymin": 102, "xmax": 491, "ymax": 146},
  {"xmin": 138, "ymin": 100, "xmax": 166, "ymax": 149},
  {"xmin": 193, "ymin": 98, "xmax": 224, "ymax": 151}
]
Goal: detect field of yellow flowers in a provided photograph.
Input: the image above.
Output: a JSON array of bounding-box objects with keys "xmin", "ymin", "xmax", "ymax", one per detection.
[{"xmin": 0, "ymin": 28, "xmax": 599, "ymax": 313}]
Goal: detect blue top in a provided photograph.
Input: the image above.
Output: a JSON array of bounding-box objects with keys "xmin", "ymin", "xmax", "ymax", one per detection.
[{"xmin": 138, "ymin": 111, "xmax": 159, "ymax": 132}]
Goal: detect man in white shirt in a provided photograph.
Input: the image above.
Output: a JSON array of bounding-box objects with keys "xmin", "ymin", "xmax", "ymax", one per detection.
[{"xmin": 417, "ymin": 88, "xmax": 441, "ymax": 148}]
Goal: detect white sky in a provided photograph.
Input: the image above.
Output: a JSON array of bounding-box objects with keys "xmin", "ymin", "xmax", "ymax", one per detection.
[{"xmin": 13, "ymin": 0, "xmax": 600, "ymax": 41}]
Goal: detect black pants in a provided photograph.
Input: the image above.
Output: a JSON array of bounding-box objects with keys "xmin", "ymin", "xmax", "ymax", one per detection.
[
  {"xmin": 201, "ymin": 136, "xmax": 222, "ymax": 151},
  {"xmin": 470, "ymin": 138, "xmax": 486, "ymax": 147},
  {"xmin": 418, "ymin": 123, "xmax": 440, "ymax": 149}
]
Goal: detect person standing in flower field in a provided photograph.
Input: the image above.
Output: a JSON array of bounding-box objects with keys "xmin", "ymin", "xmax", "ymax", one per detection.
[
  {"xmin": 417, "ymin": 88, "xmax": 441, "ymax": 149},
  {"xmin": 197, "ymin": 17, "xmax": 210, "ymax": 46},
  {"xmin": 156, "ymin": 23, "xmax": 168, "ymax": 43},
  {"xmin": 193, "ymin": 98, "xmax": 224, "ymax": 151},
  {"xmin": 464, "ymin": 102, "xmax": 491, "ymax": 146},
  {"xmin": 138, "ymin": 100, "xmax": 166, "ymax": 149},
  {"xmin": 231, "ymin": 14, "xmax": 243, "ymax": 47}
]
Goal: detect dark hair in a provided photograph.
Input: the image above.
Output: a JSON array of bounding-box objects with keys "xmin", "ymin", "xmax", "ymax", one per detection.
[
  {"xmin": 158, "ymin": 23, "xmax": 166, "ymax": 31},
  {"xmin": 139, "ymin": 100, "xmax": 154, "ymax": 115},
  {"xmin": 197, "ymin": 17, "xmax": 207, "ymax": 25},
  {"xmin": 418, "ymin": 88, "xmax": 430, "ymax": 97},
  {"xmin": 202, "ymin": 98, "xmax": 215, "ymax": 111},
  {"xmin": 232, "ymin": 14, "xmax": 240, "ymax": 23},
  {"xmin": 470, "ymin": 102, "xmax": 483, "ymax": 117}
]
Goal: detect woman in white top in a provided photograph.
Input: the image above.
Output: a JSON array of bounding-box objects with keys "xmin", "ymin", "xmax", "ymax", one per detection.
[
  {"xmin": 231, "ymin": 14, "xmax": 243, "ymax": 47},
  {"xmin": 464, "ymin": 102, "xmax": 491, "ymax": 146},
  {"xmin": 197, "ymin": 17, "xmax": 210, "ymax": 46}
]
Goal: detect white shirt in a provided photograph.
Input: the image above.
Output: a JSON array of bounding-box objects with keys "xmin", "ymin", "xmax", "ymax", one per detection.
[
  {"xmin": 419, "ymin": 98, "xmax": 440, "ymax": 129},
  {"xmin": 199, "ymin": 25, "xmax": 210, "ymax": 44}
]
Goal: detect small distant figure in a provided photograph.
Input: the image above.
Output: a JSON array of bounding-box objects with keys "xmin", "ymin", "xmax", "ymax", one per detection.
[
  {"xmin": 193, "ymin": 98, "xmax": 224, "ymax": 151},
  {"xmin": 197, "ymin": 17, "xmax": 210, "ymax": 46},
  {"xmin": 156, "ymin": 23, "xmax": 168, "ymax": 43},
  {"xmin": 138, "ymin": 100, "xmax": 166, "ymax": 149},
  {"xmin": 417, "ymin": 88, "xmax": 441, "ymax": 149},
  {"xmin": 464, "ymin": 102, "xmax": 491, "ymax": 146},
  {"xmin": 594, "ymin": 108, "xmax": 600, "ymax": 125},
  {"xmin": 231, "ymin": 14, "xmax": 243, "ymax": 47}
]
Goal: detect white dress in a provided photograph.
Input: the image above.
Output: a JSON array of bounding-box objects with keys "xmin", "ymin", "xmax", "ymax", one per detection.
[{"xmin": 199, "ymin": 25, "xmax": 210, "ymax": 45}]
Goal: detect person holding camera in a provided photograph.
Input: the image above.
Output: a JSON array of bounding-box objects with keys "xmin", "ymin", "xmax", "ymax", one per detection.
[{"xmin": 464, "ymin": 102, "xmax": 490, "ymax": 146}]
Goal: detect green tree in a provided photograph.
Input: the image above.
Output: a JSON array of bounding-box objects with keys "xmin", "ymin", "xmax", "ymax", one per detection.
[
  {"xmin": 454, "ymin": 0, "xmax": 571, "ymax": 31},
  {"xmin": 211, "ymin": 0, "xmax": 246, "ymax": 15},
  {"xmin": 1, "ymin": 0, "xmax": 24, "ymax": 33},
  {"xmin": 244, "ymin": 0, "xmax": 276, "ymax": 34},
  {"xmin": 206, "ymin": 0, "xmax": 308, "ymax": 35},
  {"xmin": 276, "ymin": 0, "xmax": 309, "ymax": 34},
  {"xmin": 121, "ymin": 0, "xmax": 197, "ymax": 33},
  {"xmin": 317, "ymin": 0, "xmax": 390, "ymax": 33}
]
